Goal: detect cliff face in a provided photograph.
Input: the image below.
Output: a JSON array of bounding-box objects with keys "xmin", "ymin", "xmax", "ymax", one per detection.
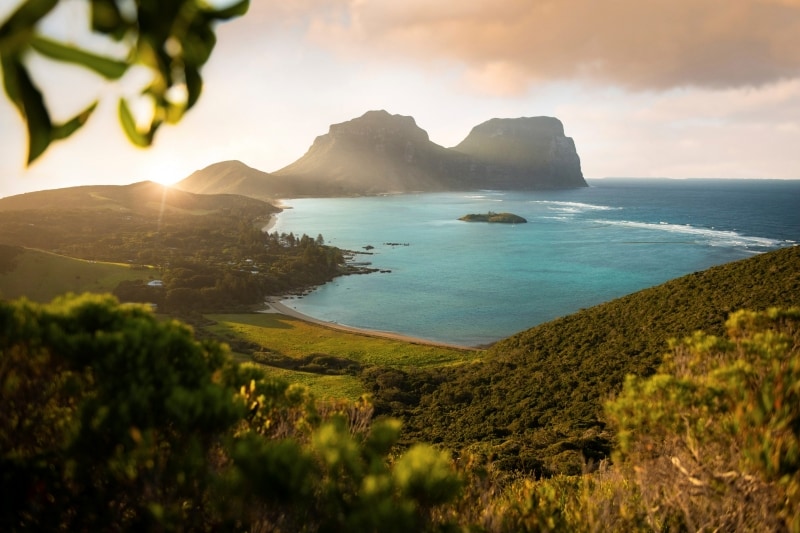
[
  {"xmin": 177, "ymin": 111, "xmax": 586, "ymax": 199},
  {"xmin": 273, "ymin": 110, "xmax": 459, "ymax": 194},
  {"xmin": 276, "ymin": 111, "xmax": 586, "ymax": 193},
  {"xmin": 452, "ymin": 117, "xmax": 585, "ymax": 189}
]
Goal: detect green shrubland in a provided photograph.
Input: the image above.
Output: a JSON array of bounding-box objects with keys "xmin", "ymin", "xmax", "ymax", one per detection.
[
  {"xmin": 0, "ymin": 294, "xmax": 462, "ymax": 531},
  {"xmin": 4, "ymin": 292, "xmax": 800, "ymax": 531}
]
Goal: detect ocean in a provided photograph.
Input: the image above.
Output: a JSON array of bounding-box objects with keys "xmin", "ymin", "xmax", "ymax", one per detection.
[{"xmin": 270, "ymin": 178, "xmax": 800, "ymax": 347}]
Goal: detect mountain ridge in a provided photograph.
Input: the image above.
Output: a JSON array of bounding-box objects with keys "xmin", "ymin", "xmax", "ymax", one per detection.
[{"xmin": 175, "ymin": 110, "xmax": 587, "ymax": 199}]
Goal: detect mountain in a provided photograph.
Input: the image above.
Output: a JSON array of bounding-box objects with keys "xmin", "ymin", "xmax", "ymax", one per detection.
[
  {"xmin": 452, "ymin": 116, "xmax": 585, "ymax": 189},
  {"xmin": 176, "ymin": 110, "xmax": 587, "ymax": 199},
  {"xmin": 274, "ymin": 110, "xmax": 587, "ymax": 193},
  {"xmin": 272, "ymin": 110, "xmax": 464, "ymax": 195},
  {"xmin": 175, "ymin": 160, "xmax": 278, "ymax": 201}
]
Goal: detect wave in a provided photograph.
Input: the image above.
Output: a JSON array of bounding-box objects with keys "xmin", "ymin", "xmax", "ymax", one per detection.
[
  {"xmin": 531, "ymin": 200, "xmax": 621, "ymax": 214},
  {"xmin": 464, "ymin": 193, "xmax": 504, "ymax": 202},
  {"xmin": 599, "ymin": 219, "xmax": 793, "ymax": 249}
]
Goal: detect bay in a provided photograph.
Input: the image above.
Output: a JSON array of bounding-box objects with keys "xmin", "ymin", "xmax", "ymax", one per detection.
[{"xmin": 271, "ymin": 178, "xmax": 799, "ymax": 347}]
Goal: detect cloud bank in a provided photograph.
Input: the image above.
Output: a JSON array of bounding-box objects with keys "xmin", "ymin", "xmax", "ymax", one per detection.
[{"xmin": 269, "ymin": 0, "xmax": 800, "ymax": 94}]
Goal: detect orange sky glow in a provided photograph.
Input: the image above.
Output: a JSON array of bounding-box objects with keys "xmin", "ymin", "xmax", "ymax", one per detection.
[{"xmin": 1, "ymin": 0, "xmax": 799, "ymax": 197}]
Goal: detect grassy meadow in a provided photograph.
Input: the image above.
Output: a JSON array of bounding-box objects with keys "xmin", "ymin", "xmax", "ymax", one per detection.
[
  {"xmin": 0, "ymin": 248, "xmax": 157, "ymax": 302},
  {"xmin": 204, "ymin": 312, "xmax": 480, "ymax": 399}
]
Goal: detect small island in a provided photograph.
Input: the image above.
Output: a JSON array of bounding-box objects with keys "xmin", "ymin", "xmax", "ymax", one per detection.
[{"xmin": 458, "ymin": 211, "xmax": 527, "ymax": 224}]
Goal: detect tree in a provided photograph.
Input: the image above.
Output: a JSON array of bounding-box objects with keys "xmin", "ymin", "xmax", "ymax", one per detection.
[{"xmin": 0, "ymin": 0, "xmax": 249, "ymax": 165}]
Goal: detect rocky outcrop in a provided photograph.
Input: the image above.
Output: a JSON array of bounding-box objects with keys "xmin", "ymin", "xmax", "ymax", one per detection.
[
  {"xmin": 451, "ymin": 117, "xmax": 586, "ymax": 189},
  {"xmin": 459, "ymin": 212, "xmax": 528, "ymax": 224}
]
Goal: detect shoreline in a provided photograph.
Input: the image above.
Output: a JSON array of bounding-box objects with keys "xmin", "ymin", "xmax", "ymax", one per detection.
[
  {"xmin": 262, "ymin": 297, "xmax": 480, "ymax": 352},
  {"xmin": 259, "ymin": 207, "xmax": 479, "ymax": 350}
]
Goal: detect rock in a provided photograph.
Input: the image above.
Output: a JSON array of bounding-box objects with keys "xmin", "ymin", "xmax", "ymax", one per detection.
[{"xmin": 459, "ymin": 212, "xmax": 528, "ymax": 224}]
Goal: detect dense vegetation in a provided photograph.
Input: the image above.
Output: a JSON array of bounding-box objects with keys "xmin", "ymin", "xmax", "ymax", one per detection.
[
  {"xmin": 368, "ymin": 245, "xmax": 800, "ymax": 474},
  {"xmin": 459, "ymin": 212, "xmax": 528, "ymax": 223},
  {"xmin": 0, "ymin": 294, "xmax": 461, "ymax": 531},
  {"xmin": 3, "ymin": 179, "xmax": 799, "ymax": 529},
  {"xmin": 0, "ymin": 182, "xmax": 352, "ymax": 312},
  {"xmin": 3, "ymin": 294, "xmax": 799, "ymax": 531}
]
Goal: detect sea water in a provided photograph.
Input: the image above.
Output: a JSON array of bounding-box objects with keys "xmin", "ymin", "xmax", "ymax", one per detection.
[{"xmin": 271, "ymin": 179, "xmax": 799, "ymax": 346}]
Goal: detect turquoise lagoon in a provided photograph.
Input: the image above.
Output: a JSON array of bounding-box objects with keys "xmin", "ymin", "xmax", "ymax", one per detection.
[{"xmin": 271, "ymin": 179, "xmax": 799, "ymax": 347}]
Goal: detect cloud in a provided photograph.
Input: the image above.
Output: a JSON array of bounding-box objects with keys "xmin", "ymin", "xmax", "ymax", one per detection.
[{"xmin": 292, "ymin": 0, "xmax": 800, "ymax": 93}]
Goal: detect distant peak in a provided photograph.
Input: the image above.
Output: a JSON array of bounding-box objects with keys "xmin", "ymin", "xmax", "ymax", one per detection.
[
  {"xmin": 470, "ymin": 116, "xmax": 565, "ymax": 137},
  {"xmin": 325, "ymin": 110, "xmax": 428, "ymax": 142},
  {"xmin": 361, "ymin": 109, "xmax": 392, "ymax": 118}
]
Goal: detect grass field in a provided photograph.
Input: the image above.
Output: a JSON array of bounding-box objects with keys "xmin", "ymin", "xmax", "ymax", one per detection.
[
  {"xmin": 205, "ymin": 312, "xmax": 482, "ymax": 399},
  {"xmin": 0, "ymin": 248, "xmax": 156, "ymax": 302}
]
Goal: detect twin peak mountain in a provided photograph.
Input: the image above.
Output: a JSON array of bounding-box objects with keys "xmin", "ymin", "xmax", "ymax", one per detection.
[{"xmin": 177, "ymin": 110, "xmax": 587, "ymax": 199}]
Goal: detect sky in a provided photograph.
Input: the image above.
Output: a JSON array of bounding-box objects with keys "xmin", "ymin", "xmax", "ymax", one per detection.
[{"xmin": 1, "ymin": 0, "xmax": 799, "ymax": 199}]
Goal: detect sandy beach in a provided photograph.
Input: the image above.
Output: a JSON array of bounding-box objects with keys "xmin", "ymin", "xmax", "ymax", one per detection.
[{"xmin": 263, "ymin": 297, "xmax": 479, "ymax": 351}]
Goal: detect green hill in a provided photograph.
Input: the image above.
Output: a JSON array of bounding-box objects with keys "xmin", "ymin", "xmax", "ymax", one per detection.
[
  {"xmin": 0, "ymin": 246, "xmax": 156, "ymax": 302},
  {"xmin": 369, "ymin": 245, "xmax": 800, "ymax": 474}
]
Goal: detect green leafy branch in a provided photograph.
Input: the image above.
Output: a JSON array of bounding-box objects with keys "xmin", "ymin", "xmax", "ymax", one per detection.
[{"xmin": 0, "ymin": 0, "xmax": 249, "ymax": 164}]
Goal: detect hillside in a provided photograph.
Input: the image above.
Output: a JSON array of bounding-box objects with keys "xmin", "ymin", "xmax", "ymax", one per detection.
[
  {"xmin": 0, "ymin": 246, "xmax": 155, "ymax": 302},
  {"xmin": 367, "ymin": 245, "xmax": 800, "ymax": 474},
  {"xmin": 175, "ymin": 160, "xmax": 283, "ymax": 201},
  {"xmin": 176, "ymin": 110, "xmax": 587, "ymax": 198},
  {"xmin": 0, "ymin": 180, "xmax": 277, "ymax": 215},
  {"xmin": 0, "ymin": 181, "xmax": 279, "ymax": 256}
]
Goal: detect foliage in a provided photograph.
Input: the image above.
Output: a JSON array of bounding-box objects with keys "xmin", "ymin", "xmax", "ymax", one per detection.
[
  {"xmin": 0, "ymin": 293, "xmax": 463, "ymax": 531},
  {"xmin": 0, "ymin": 293, "xmax": 242, "ymax": 530},
  {"xmin": 426, "ymin": 306, "xmax": 800, "ymax": 532},
  {"xmin": 606, "ymin": 307, "xmax": 800, "ymax": 532},
  {"xmin": 0, "ymin": 0, "xmax": 248, "ymax": 164}
]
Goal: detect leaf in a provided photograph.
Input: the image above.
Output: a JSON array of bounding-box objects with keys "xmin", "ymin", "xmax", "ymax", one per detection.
[
  {"xmin": 90, "ymin": 0, "xmax": 127, "ymax": 39},
  {"xmin": 51, "ymin": 101, "xmax": 98, "ymax": 141},
  {"xmin": 201, "ymin": 0, "xmax": 250, "ymax": 21},
  {"xmin": 0, "ymin": 0, "xmax": 58, "ymax": 54},
  {"xmin": 184, "ymin": 65, "xmax": 202, "ymax": 110},
  {"xmin": 118, "ymin": 98, "xmax": 152, "ymax": 147},
  {"xmin": 182, "ymin": 20, "xmax": 216, "ymax": 67},
  {"xmin": 31, "ymin": 36, "xmax": 128, "ymax": 79},
  {"xmin": 1, "ymin": 54, "xmax": 52, "ymax": 164}
]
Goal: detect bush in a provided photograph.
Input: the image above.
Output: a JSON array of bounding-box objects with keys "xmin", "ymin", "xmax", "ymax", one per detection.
[
  {"xmin": 606, "ymin": 307, "xmax": 800, "ymax": 532},
  {"xmin": 0, "ymin": 294, "xmax": 463, "ymax": 531}
]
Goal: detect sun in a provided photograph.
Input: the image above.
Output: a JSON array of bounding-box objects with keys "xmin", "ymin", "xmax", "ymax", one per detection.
[{"xmin": 141, "ymin": 157, "xmax": 185, "ymax": 186}]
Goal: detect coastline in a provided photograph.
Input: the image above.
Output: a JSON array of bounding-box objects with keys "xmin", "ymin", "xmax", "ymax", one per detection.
[
  {"xmin": 262, "ymin": 297, "xmax": 480, "ymax": 352},
  {"xmin": 259, "ymin": 207, "xmax": 478, "ymax": 350}
]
